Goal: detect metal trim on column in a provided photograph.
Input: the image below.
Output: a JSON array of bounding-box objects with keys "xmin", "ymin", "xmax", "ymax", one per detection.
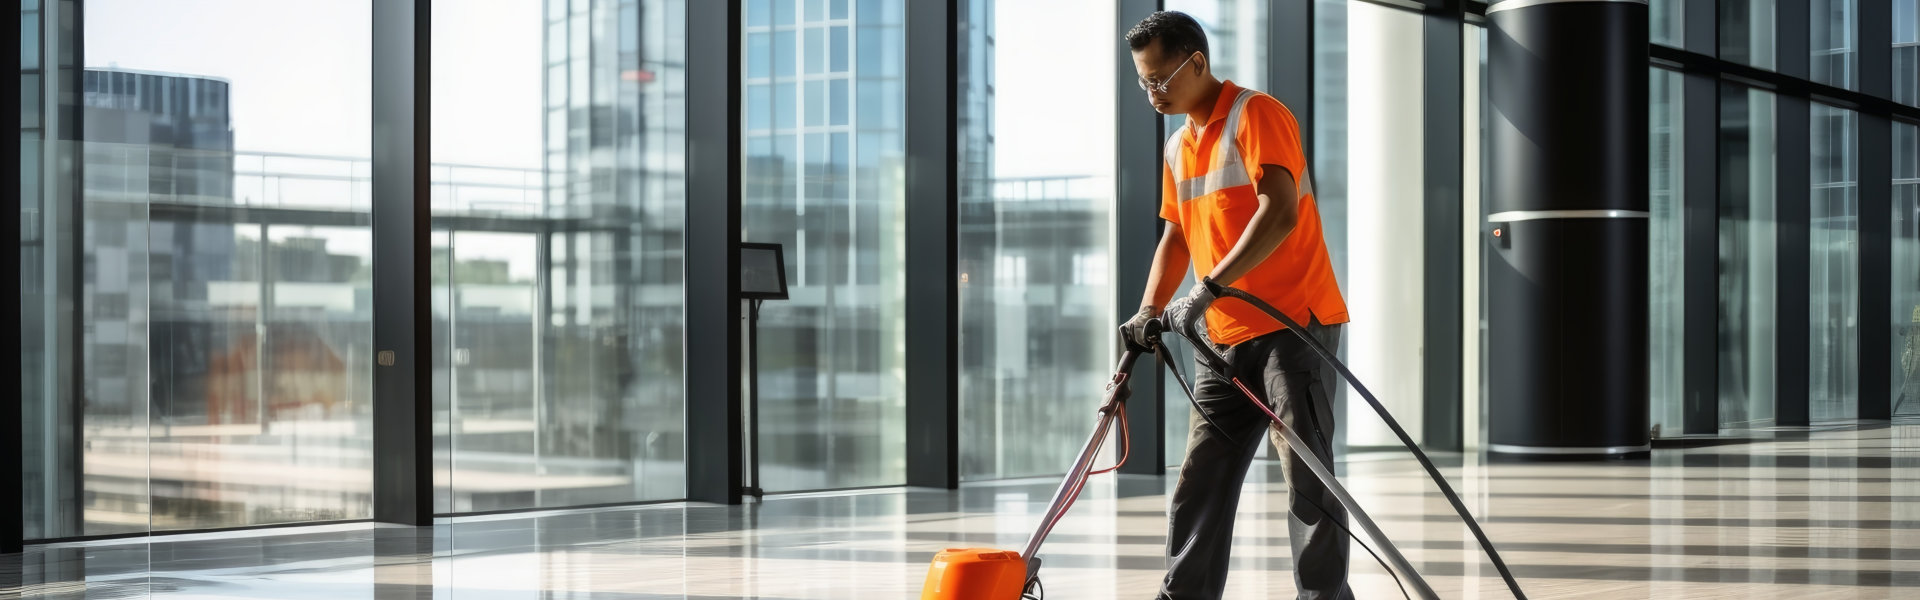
[
  {"xmin": 371, "ymin": 0, "xmax": 434, "ymax": 526},
  {"xmin": 1116, "ymin": 0, "xmax": 1165, "ymax": 476},
  {"xmin": 904, "ymin": 0, "xmax": 959, "ymax": 490},
  {"xmin": 1681, "ymin": 71, "xmax": 1720, "ymax": 434},
  {"xmin": 1776, "ymin": 94, "xmax": 1813, "ymax": 426},
  {"xmin": 685, "ymin": 0, "xmax": 744, "ymax": 505},
  {"xmin": 1422, "ymin": 0, "xmax": 1466, "ymax": 452}
]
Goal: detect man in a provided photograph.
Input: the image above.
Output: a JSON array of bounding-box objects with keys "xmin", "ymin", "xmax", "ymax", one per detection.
[{"xmin": 1118, "ymin": 11, "xmax": 1353, "ymax": 600}]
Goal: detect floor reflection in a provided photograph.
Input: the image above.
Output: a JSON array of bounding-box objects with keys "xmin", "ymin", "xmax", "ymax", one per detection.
[{"xmin": 7, "ymin": 422, "xmax": 1919, "ymax": 598}]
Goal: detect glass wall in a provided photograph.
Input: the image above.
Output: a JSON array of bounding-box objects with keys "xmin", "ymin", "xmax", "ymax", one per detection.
[
  {"xmin": 1811, "ymin": 0, "xmax": 1857, "ymax": 90},
  {"xmin": 743, "ymin": 0, "xmax": 907, "ymax": 492},
  {"xmin": 1719, "ymin": 87, "xmax": 1779, "ymax": 427},
  {"xmin": 957, "ymin": 0, "xmax": 1116, "ymax": 480},
  {"xmin": 1648, "ymin": 68, "xmax": 1687, "ymax": 437},
  {"xmin": 1721, "ymin": 0, "xmax": 1777, "ymax": 70},
  {"xmin": 1156, "ymin": 0, "xmax": 1268, "ymax": 467},
  {"xmin": 1651, "ymin": 0, "xmax": 1684, "ymax": 47},
  {"xmin": 24, "ymin": 0, "xmax": 378, "ymax": 535},
  {"xmin": 1811, "ymin": 103, "xmax": 1859, "ymax": 421},
  {"xmin": 1899, "ymin": 0, "xmax": 1918, "ymax": 106},
  {"xmin": 21, "ymin": 0, "xmax": 72, "ymax": 540},
  {"xmin": 1894, "ymin": 122, "xmax": 1919, "ymax": 416},
  {"xmin": 428, "ymin": 0, "xmax": 687, "ymax": 514},
  {"xmin": 1315, "ymin": 0, "xmax": 1426, "ymax": 451}
]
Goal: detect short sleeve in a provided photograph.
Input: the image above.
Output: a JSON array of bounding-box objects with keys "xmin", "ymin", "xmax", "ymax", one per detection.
[
  {"xmin": 1159, "ymin": 162, "xmax": 1180, "ymax": 223},
  {"xmin": 1236, "ymin": 96, "xmax": 1308, "ymax": 194}
]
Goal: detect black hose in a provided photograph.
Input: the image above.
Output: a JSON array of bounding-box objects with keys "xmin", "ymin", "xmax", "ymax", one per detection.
[
  {"xmin": 1178, "ymin": 279, "xmax": 1530, "ymax": 600},
  {"xmin": 1158, "ymin": 351, "xmax": 1411, "ymax": 600}
]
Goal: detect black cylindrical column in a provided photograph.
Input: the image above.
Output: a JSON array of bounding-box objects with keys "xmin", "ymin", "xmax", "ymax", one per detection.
[{"xmin": 1487, "ymin": 0, "xmax": 1650, "ymax": 457}]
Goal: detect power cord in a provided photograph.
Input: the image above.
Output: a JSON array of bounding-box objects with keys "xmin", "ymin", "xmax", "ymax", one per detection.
[{"xmin": 1160, "ymin": 350, "xmax": 1411, "ymax": 600}]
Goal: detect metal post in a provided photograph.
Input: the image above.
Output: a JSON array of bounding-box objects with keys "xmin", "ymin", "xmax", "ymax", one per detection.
[
  {"xmin": 371, "ymin": 0, "xmax": 434, "ymax": 526},
  {"xmin": 905, "ymin": 0, "xmax": 960, "ymax": 490},
  {"xmin": 1858, "ymin": 0, "xmax": 1895, "ymax": 420},
  {"xmin": 1115, "ymin": 0, "xmax": 1166, "ymax": 476},
  {"xmin": 1775, "ymin": 1, "xmax": 1813, "ymax": 426},
  {"xmin": 684, "ymin": 0, "xmax": 744, "ymax": 505},
  {"xmin": 1422, "ymin": 0, "xmax": 1466, "ymax": 451}
]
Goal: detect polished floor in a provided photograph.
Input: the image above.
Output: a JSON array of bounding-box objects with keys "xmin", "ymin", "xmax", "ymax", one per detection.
[{"xmin": 5, "ymin": 421, "xmax": 1919, "ymax": 599}]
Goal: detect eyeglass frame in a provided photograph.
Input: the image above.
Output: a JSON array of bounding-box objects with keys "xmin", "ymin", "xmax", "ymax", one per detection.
[{"xmin": 1137, "ymin": 52, "xmax": 1196, "ymax": 95}]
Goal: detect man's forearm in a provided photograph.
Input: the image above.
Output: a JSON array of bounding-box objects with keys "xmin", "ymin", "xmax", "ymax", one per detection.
[{"xmin": 1208, "ymin": 195, "xmax": 1296, "ymax": 286}]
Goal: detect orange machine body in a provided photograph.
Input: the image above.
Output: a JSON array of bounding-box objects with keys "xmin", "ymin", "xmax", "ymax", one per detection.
[{"xmin": 919, "ymin": 548, "xmax": 1029, "ymax": 600}]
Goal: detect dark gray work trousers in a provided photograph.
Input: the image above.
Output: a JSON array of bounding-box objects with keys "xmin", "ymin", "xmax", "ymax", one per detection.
[{"xmin": 1158, "ymin": 317, "xmax": 1352, "ymax": 600}]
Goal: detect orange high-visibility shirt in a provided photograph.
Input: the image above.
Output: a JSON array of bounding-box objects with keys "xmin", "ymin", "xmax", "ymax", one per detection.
[{"xmin": 1160, "ymin": 80, "xmax": 1348, "ymax": 347}]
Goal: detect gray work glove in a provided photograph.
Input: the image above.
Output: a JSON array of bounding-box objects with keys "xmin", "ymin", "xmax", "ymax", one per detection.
[
  {"xmin": 1161, "ymin": 282, "xmax": 1214, "ymax": 337},
  {"xmin": 1120, "ymin": 305, "xmax": 1159, "ymax": 350}
]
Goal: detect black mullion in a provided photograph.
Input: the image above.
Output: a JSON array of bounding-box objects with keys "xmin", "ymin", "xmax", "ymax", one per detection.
[
  {"xmin": 1857, "ymin": 0, "xmax": 1895, "ymax": 421},
  {"xmin": 1116, "ymin": 0, "xmax": 1165, "ymax": 476},
  {"xmin": 1682, "ymin": 71, "xmax": 1721, "ymax": 434},
  {"xmin": 684, "ymin": 0, "xmax": 743, "ymax": 505},
  {"xmin": 1777, "ymin": 95, "xmax": 1814, "ymax": 426},
  {"xmin": 1421, "ymin": 0, "xmax": 1465, "ymax": 451},
  {"xmin": 903, "ymin": 0, "xmax": 958, "ymax": 489},
  {"xmin": 1860, "ymin": 113, "xmax": 1894, "ymax": 420},
  {"xmin": 5, "ymin": 0, "xmax": 26, "ymax": 557},
  {"xmin": 370, "ymin": 0, "xmax": 434, "ymax": 526}
]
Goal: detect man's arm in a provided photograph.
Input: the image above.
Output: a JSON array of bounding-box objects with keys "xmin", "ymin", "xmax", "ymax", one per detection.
[
  {"xmin": 1139, "ymin": 221, "xmax": 1192, "ymax": 315},
  {"xmin": 1207, "ymin": 165, "xmax": 1298, "ymax": 286}
]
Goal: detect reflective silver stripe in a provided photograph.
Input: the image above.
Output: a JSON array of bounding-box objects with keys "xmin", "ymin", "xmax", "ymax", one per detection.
[
  {"xmin": 1487, "ymin": 209, "xmax": 1651, "ymax": 222},
  {"xmin": 1489, "ymin": 443, "xmax": 1651, "ymax": 455},
  {"xmin": 1486, "ymin": 0, "xmax": 1646, "ymax": 16},
  {"xmin": 1174, "ymin": 90, "xmax": 1257, "ymax": 203},
  {"xmin": 1165, "ymin": 124, "xmax": 1189, "ymax": 182},
  {"xmin": 1170, "ymin": 89, "xmax": 1316, "ymax": 204}
]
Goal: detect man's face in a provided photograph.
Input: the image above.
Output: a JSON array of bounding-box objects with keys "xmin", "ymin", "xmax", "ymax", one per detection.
[{"xmin": 1131, "ymin": 40, "xmax": 1202, "ymax": 116}]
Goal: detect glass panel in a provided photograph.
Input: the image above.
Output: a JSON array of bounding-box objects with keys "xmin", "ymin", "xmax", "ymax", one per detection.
[
  {"xmin": 1313, "ymin": 0, "xmax": 1426, "ymax": 453},
  {"xmin": 1718, "ymin": 87, "xmax": 1778, "ymax": 428},
  {"xmin": 745, "ymin": 0, "xmax": 906, "ymax": 491},
  {"xmin": 1651, "ymin": 0, "xmax": 1685, "ymax": 47},
  {"xmin": 1648, "ymin": 69, "xmax": 1686, "ymax": 437},
  {"xmin": 68, "ymin": 0, "xmax": 376, "ymax": 534},
  {"xmin": 1897, "ymin": 0, "xmax": 1917, "ymax": 106},
  {"xmin": 1165, "ymin": 0, "xmax": 1268, "ymax": 91},
  {"xmin": 1466, "ymin": 23, "xmax": 1488, "ymax": 448},
  {"xmin": 1810, "ymin": 103, "xmax": 1859, "ymax": 422},
  {"xmin": 1811, "ymin": 0, "xmax": 1857, "ymax": 90},
  {"xmin": 431, "ymin": 0, "xmax": 688, "ymax": 513},
  {"xmin": 1720, "ymin": 0, "xmax": 1778, "ymax": 70},
  {"xmin": 1893, "ymin": 122, "xmax": 1920, "ymax": 416},
  {"xmin": 956, "ymin": 0, "xmax": 1114, "ymax": 480},
  {"xmin": 1151, "ymin": 1, "xmax": 1270, "ymax": 466}
]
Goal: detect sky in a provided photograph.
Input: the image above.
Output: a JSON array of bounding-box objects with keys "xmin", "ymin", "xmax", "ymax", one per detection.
[{"xmin": 80, "ymin": 0, "xmax": 1170, "ymax": 178}]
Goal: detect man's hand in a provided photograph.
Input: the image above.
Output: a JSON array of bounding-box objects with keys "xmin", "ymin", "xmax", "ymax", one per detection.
[
  {"xmin": 1162, "ymin": 282, "xmax": 1215, "ymax": 336},
  {"xmin": 1120, "ymin": 306, "xmax": 1159, "ymax": 350}
]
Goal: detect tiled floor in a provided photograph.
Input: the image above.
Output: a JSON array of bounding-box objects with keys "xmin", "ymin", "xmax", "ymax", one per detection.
[{"xmin": 5, "ymin": 421, "xmax": 1919, "ymax": 599}]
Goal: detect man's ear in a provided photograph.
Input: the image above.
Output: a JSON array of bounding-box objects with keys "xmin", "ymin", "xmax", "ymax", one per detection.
[{"xmin": 1192, "ymin": 52, "xmax": 1209, "ymax": 77}]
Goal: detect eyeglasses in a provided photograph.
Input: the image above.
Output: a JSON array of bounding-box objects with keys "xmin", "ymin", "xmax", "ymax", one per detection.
[{"xmin": 1137, "ymin": 54, "xmax": 1194, "ymax": 95}]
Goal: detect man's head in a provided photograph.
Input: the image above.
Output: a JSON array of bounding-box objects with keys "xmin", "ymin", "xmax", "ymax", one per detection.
[{"xmin": 1127, "ymin": 11, "xmax": 1214, "ymax": 116}]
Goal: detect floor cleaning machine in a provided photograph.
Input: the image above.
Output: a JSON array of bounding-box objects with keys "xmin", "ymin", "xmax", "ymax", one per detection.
[{"xmin": 919, "ymin": 279, "xmax": 1529, "ymax": 600}]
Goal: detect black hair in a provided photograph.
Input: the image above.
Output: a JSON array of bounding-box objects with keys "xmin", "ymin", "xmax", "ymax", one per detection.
[{"xmin": 1126, "ymin": 11, "xmax": 1209, "ymax": 63}]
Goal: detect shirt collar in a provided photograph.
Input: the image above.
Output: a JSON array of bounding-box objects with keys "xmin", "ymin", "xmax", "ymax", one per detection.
[{"xmin": 1187, "ymin": 80, "xmax": 1240, "ymax": 137}]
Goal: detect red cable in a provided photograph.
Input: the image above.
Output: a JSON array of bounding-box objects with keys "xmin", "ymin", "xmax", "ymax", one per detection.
[{"xmin": 1036, "ymin": 402, "xmax": 1131, "ymax": 544}]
